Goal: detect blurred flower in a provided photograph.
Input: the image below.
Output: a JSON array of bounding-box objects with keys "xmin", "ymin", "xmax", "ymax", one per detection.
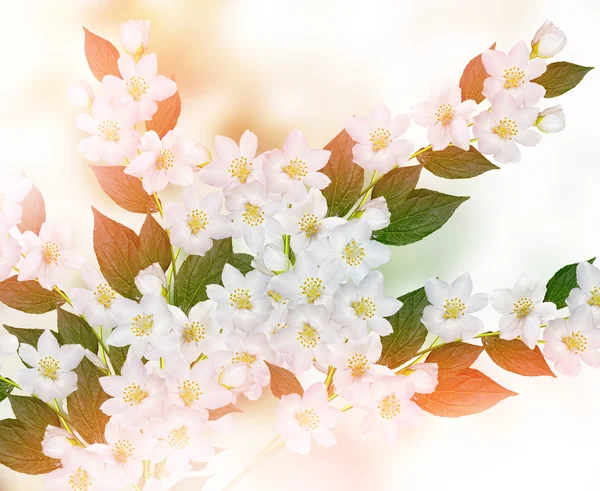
[
  {"xmin": 67, "ymin": 79, "xmax": 94, "ymax": 108},
  {"xmin": 0, "ymin": 325, "xmax": 18, "ymax": 370},
  {"xmin": 44, "ymin": 447, "xmax": 108, "ymax": 491},
  {"xmin": 0, "ymin": 175, "xmax": 31, "ymax": 236},
  {"xmin": 0, "ymin": 236, "xmax": 21, "ymax": 281},
  {"xmin": 531, "ymin": 20, "xmax": 567, "ymax": 58}
]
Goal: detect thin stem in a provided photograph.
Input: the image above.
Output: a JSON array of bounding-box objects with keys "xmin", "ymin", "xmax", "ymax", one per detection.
[
  {"xmin": 340, "ymin": 404, "xmax": 353, "ymax": 412},
  {"xmin": 54, "ymin": 286, "xmax": 73, "ymax": 307},
  {"xmin": 53, "ymin": 399, "xmax": 74, "ymax": 432},
  {"xmin": 0, "ymin": 375, "xmax": 20, "ymax": 389},
  {"xmin": 324, "ymin": 366, "xmax": 335, "ymax": 389},
  {"xmin": 283, "ymin": 234, "xmax": 291, "ymax": 259},
  {"xmin": 222, "ymin": 438, "xmax": 284, "ymax": 491},
  {"xmin": 153, "ymin": 193, "xmax": 164, "ymax": 218},
  {"xmin": 143, "ymin": 460, "xmax": 151, "ymax": 482}
]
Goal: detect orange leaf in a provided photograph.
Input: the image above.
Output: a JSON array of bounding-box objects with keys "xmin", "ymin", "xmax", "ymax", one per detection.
[
  {"xmin": 207, "ymin": 403, "xmax": 244, "ymax": 421},
  {"xmin": 482, "ymin": 337, "xmax": 555, "ymax": 377},
  {"xmin": 0, "ymin": 278, "xmax": 65, "ymax": 314},
  {"xmin": 17, "ymin": 183, "xmax": 45, "ymax": 236},
  {"xmin": 459, "ymin": 43, "xmax": 496, "ymax": 104},
  {"xmin": 138, "ymin": 214, "xmax": 171, "ymax": 272},
  {"xmin": 425, "ymin": 342, "xmax": 484, "ymax": 376},
  {"xmin": 145, "ymin": 86, "xmax": 181, "ymax": 139},
  {"xmin": 265, "ymin": 361, "xmax": 304, "ymax": 399},
  {"xmin": 83, "ymin": 27, "xmax": 121, "ymax": 82}
]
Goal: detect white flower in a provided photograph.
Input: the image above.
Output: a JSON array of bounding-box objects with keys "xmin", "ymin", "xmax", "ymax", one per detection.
[
  {"xmin": 473, "ymin": 91, "xmax": 541, "ymax": 164},
  {"xmin": 206, "ymin": 264, "xmax": 272, "ymax": 333},
  {"xmin": 345, "ymin": 101, "xmax": 415, "ymax": 174},
  {"xmin": 356, "ymin": 197, "xmax": 390, "ymax": 231},
  {"xmin": 421, "ymin": 273, "xmax": 488, "ymax": 342},
  {"xmin": 135, "ymin": 263, "xmax": 168, "ymax": 296},
  {"xmin": 16, "ymin": 330, "xmax": 85, "ymax": 402},
  {"xmin": 332, "ymin": 270, "xmax": 402, "ymax": 337},
  {"xmin": 67, "ymin": 79, "xmax": 94, "ymax": 108},
  {"xmin": 45, "ymin": 447, "xmax": 109, "ymax": 491},
  {"xmin": 71, "ymin": 265, "xmax": 120, "ymax": 328},
  {"xmin": 264, "ymin": 129, "xmax": 331, "ymax": 202},
  {"xmin": 401, "ymin": 362, "xmax": 438, "ymax": 394},
  {"xmin": 164, "ymin": 187, "xmax": 232, "ymax": 256},
  {"xmin": 0, "ymin": 236, "xmax": 21, "ymax": 281},
  {"xmin": 491, "ymin": 273, "xmax": 557, "ymax": 348},
  {"xmin": 107, "ymin": 294, "xmax": 178, "ymax": 358},
  {"xmin": 544, "ymin": 305, "xmax": 600, "ymax": 376},
  {"xmin": 120, "ymin": 20, "xmax": 151, "ymax": 59},
  {"xmin": 171, "ymin": 301, "xmax": 223, "ymax": 364},
  {"xmin": 276, "ymin": 382, "xmax": 340, "ymax": 455},
  {"xmin": 410, "ymin": 84, "xmax": 477, "ymax": 151},
  {"xmin": 566, "ymin": 261, "xmax": 600, "ymax": 325},
  {"xmin": 42, "ymin": 425, "xmax": 74, "ymax": 459},
  {"xmin": 0, "ymin": 326, "xmax": 18, "ymax": 371},
  {"xmin": 482, "ymin": 41, "xmax": 547, "ymax": 107},
  {"xmin": 251, "ymin": 243, "xmax": 290, "ymax": 276},
  {"xmin": 0, "ymin": 175, "xmax": 31, "ymax": 236},
  {"xmin": 536, "ymin": 105, "xmax": 566, "ymax": 133},
  {"xmin": 531, "ymin": 20, "xmax": 567, "ymax": 59}
]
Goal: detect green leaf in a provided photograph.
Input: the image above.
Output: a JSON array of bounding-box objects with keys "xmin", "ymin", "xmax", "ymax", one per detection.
[
  {"xmin": 533, "ymin": 62, "xmax": 594, "ymax": 98},
  {"xmin": 3, "ymin": 325, "xmax": 60, "ymax": 348},
  {"xmin": 0, "ymin": 379, "xmax": 15, "ymax": 403},
  {"xmin": 57, "ymin": 308, "xmax": 98, "ymax": 354},
  {"xmin": 0, "ymin": 277, "xmax": 65, "ymax": 314},
  {"xmin": 174, "ymin": 239, "xmax": 234, "ymax": 315},
  {"xmin": 544, "ymin": 258, "xmax": 595, "ymax": 309},
  {"xmin": 373, "ymin": 189, "xmax": 469, "ymax": 246},
  {"xmin": 371, "ymin": 164, "xmax": 422, "ymax": 203},
  {"xmin": 482, "ymin": 337, "xmax": 555, "ymax": 377},
  {"xmin": 109, "ymin": 345, "xmax": 129, "ymax": 375},
  {"xmin": 229, "ymin": 253, "xmax": 254, "ymax": 275},
  {"xmin": 425, "ymin": 342, "xmax": 484, "ymax": 375},
  {"xmin": 459, "ymin": 43, "xmax": 496, "ymax": 104},
  {"xmin": 66, "ymin": 358, "xmax": 110, "ymax": 444},
  {"xmin": 378, "ymin": 287, "xmax": 430, "ymax": 369},
  {"xmin": 8, "ymin": 395, "xmax": 61, "ymax": 436},
  {"xmin": 321, "ymin": 129, "xmax": 365, "ymax": 217},
  {"xmin": 0, "ymin": 419, "xmax": 61, "ymax": 475},
  {"xmin": 139, "ymin": 213, "xmax": 172, "ymax": 271},
  {"xmin": 417, "ymin": 146, "xmax": 499, "ymax": 179}
]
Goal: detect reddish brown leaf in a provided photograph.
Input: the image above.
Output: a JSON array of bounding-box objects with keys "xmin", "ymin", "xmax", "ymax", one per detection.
[
  {"xmin": 265, "ymin": 361, "xmax": 304, "ymax": 399},
  {"xmin": 83, "ymin": 27, "xmax": 121, "ymax": 82},
  {"xmin": 0, "ymin": 278, "xmax": 65, "ymax": 314},
  {"xmin": 17, "ymin": 183, "xmax": 45, "ymax": 235},
  {"xmin": 90, "ymin": 165, "xmax": 159, "ymax": 214},
  {"xmin": 145, "ymin": 86, "xmax": 181, "ymax": 139},
  {"xmin": 459, "ymin": 43, "xmax": 496, "ymax": 103},
  {"xmin": 138, "ymin": 214, "xmax": 171, "ymax": 271},
  {"xmin": 426, "ymin": 342, "xmax": 484, "ymax": 376},
  {"xmin": 92, "ymin": 207, "xmax": 142, "ymax": 300},
  {"xmin": 207, "ymin": 403, "xmax": 243, "ymax": 421},
  {"xmin": 414, "ymin": 368, "xmax": 517, "ymax": 417},
  {"xmin": 482, "ymin": 337, "xmax": 555, "ymax": 377}
]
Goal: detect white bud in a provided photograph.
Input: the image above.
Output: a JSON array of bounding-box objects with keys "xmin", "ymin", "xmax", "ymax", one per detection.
[
  {"xmin": 536, "ymin": 105, "xmax": 566, "ymax": 133},
  {"xmin": 403, "ymin": 362, "xmax": 439, "ymax": 394},
  {"xmin": 531, "ymin": 20, "xmax": 567, "ymax": 58},
  {"xmin": 42, "ymin": 426, "xmax": 76, "ymax": 459},
  {"xmin": 251, "ymin": 244, "xmax": 290, "ymax": 276},
  {"xmin": 120, "ymin": 20, "xmax": 150, "ymax": 60},
  {"xmin": 358, "ymin": 196, "xmax": 391, "ymax": 231},
  {"xmin": 135, "ymin": 263, "xmax": 168, "ymax": 296},
  {"xmin": 67, "ymin": 79, "xmax": 94, "ymax": 108}
]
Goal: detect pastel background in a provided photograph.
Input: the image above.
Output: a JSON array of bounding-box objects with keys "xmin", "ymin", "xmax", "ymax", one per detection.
[{"xmin": 1, "ymin": 0, "xmax": 599, "ymax": 489}]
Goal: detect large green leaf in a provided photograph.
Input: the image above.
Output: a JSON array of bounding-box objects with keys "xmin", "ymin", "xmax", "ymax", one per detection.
[
  {"xmin": 371, "ymin": 164, "xmax": 422, "ymax": 203},
  {"xmin": 228, "ymin": 253, "xmax": 254, "ymax": 275},
  {"xmin": 544, "ymin": 258, "xmax": 595, "ymax": 309},
  {"xmin": 8, "ymin": 395, "xmax": 61, "ymax": 436},
  {"xmin": 533, "ymin": 62, "xmax": 593, "ymax": 98},
  {"xmin": 0, "ymin": 277, "xmax": 65, "ymax": 314},
  {"xmin": 0, "ymin": 379, "xmax": 15, "ymax": 403},
  {"xmin": 109, "ymin": 345, "xmax": 129, "ymax": 376},
  {"xmin": 57, "ymin": 308, "xmax": 98, "ymax": 354},
  {"xmin": 3, "ymin": 325, "xmax": 53, "ymax": 348},
  {"xmin": 417, "ymin": 146, "xmax": 498, "ymax": 179}
]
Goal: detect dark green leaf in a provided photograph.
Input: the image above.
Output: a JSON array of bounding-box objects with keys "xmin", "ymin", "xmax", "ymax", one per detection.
[
  {"xmin": 139, "ymin": 213, "xmax": 171, "ymax": 271},
  {"xmin": 8, "ymin": 395, "xmax": 61, "ymax": 436},
  {"xmin": 57, "ymin": 308, "xmax": 98, "ymax": 354},
  {"xmin": 0, "ymin": 379, "xmax": 15, "ymax": 403},
  {"xmin": 0, "ymin": 419, "xmax": 60, "ymax": 474},
  {"xmin": 417, "ymin": 146, "xmax": 499, "ymax": 179},
  {"xmin": 544, "ymin": 258, "xmax": 595, "ymax": 309},
  {"xmin": 371, "ymin": 164, "xmax": 422, "ymax": 203},
  {"xmin": 0, "ymin": 277, "xmax": 65, "ymax": 314},
  {"xmin": 482, "ymin": 337, "xmax": 556, "ymax": 377},
  {"xmin": 3, "ymin": 326, "xmax": 60, "ymax": 348},
  {"xmin": 533, "ymin": 62, "xmax": 594, "ymax": 98},
  {"xmin": 229, "ymin": 253, "xmax": 254, "ymax": 275},
  {"xmin": 109, "ymin": 345, "xmax": 129, "ymax": 375}
]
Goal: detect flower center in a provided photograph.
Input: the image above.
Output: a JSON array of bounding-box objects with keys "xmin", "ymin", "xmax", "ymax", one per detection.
[
  {"xmin": 98, "ymin": 120, "xmax": 120, "ymax": 141},
  {"xmin": 348, "ymin": 353, "xmax": 369, "ymax": 378},
  {"xmin": 183, "ymin": 321, "xmax": 205, "ymax": 343},
  {"xmin": 443, "ymin": 298, "xmax": 466, "ymax": 319},
  {"xmin": 229, "ymin": 156, "xmax": 252, "ymax": 183},
  {"xmin": 588, "ymin": 286, "xmax": 600, "ymax": 307},
  {"xmin": 112, "ymin": 440, "xmax": 134, "ymax": 464},
  {"xmin": 493, "ymin": 117, "xmax": 519, "ymax": 140},
  {"xmin": 268, "ymin": 289, "xmax": 287, "ymax": 304},
  {"xmin": 168, "ymin": 426, "xmax": 190, "ymax": 450},
  {"xmin": 42, "ymin": 242, "xmax": 60, "ymax": 265},
  {"xmin": 343, "ymin": 239, "xmax": 365, "ymax": 267},
  {"xmin": 513, "ymin": 297, "xmax": 534, "ymax": 319},
  {"xmin": 563, "ymin": 330, "xmax": 587, "ymax": 354},
  {"xmin": 283, "ymin": 157, "xmax": 308, "ymax": 180},
  {"xmin": 69, "ymin": 467, "xmax": 91, "ymax": 491},
  {"xmin": 300, "ymin": 277, "xmax": 324, "ymax": 304},
  {"xmin": 378, "ymin": 393, "xmax": 401, "ymax": 420},
  {"xmin": 297, "ymin": 323, "xmax": 320, "ymax": 348},
  {"xmin": 295, "ymin": 408, "xmax": 320, "ymax": 431},
  {"xmin": 298, "ymin": 213, "xmax": 321, "ymax": 238},
  {"xmin": 229, "ymin": 288, "xmax": 253, "ymax": 310},
  {"xmin": 94, "ymin": 283, "xmax": 116, "ymax": 308},
  {"xmin": 242, "ymin": 203, "xmax": 264, "ymax": 226},
  {"xmin": 179, "ymin": 379, "xmax": 202, "ymax": 406},
  {"xmin": 233, "ymin": 351, "xmax": 257, "ymax": 366},
  {"xmin": 187, "ymin": 209, "xmax": 209, "ymax": 235},
  {"xmin": 157, "ymin": 149, "xmax": 175, "ymax": 170},
  {"xmin": 435, "ymin": 103, "xmax": 455, "ymax": 126},
  {"xmin": 131, "ymin": 313, "xmax": 154, "ymax": 337},
  {"xmin": 123, "ymin": 383, "xmax": 148, "ymax": 406},
  {"xmin": 370, "ymin": 128, "xmax": 392, "ymax": 152},
  {"xmin": 503, "ymin": 67, "xmax": 526, "ymax": 89},
  {"xmin": 126, "ymin": 76, "xmax": 148, "ymax": 100},
  {"xmin": 352, "ymin": 297, "xmax": 376, "ymax": 319},
  {"xmin": 38, "ymin": 356, "xmax": 60, "ymax": 380}
]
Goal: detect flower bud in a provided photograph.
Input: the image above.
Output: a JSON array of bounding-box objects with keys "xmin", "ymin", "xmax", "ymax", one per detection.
[
  {"xmin": 252, "ymin": 243, "xmax": 290, "ymax": 275},
  {"xmin": 135, "ymin": 263, "xmax": 168, "ymax": 296},
  {"xmin": 67, "ymin": 79, "xmax": 94, "ymax": 108},
  {"xmin": 536, "ymin": 105, "xmax": 566, "ymax": 133},
  {"xmin": 531, "ymin": 20, "xmax": 567, "ymax": 58},
  {"xmin": 120, "ymin": 20, "xmax": 150, "ymax": 61},
  {"xmin": 358, "ymin": 197, "xmax": 391, "ymax": 231}
]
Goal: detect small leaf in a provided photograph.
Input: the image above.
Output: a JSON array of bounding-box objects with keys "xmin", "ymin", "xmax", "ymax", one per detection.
[
  {"xmin": 0, "ymin": 278, "xmax": 65, "ymax": 314},
  {"xmin": 145, "ymin": 87, "xmax": 181, "ymax": 139},
  {"xmin": 3, "ymin": 325, "xmax": 59, "ymax": 348},
  {"xmin": 83, "ymin": 27, "xmax": 120, "ymax": 82},
  {"xmin": 417, "ymin": 146, "xmax": 499, "ymax": 179},
  {"xmin": 482, "ymin": 337, "xmax": 555, "ymax": 377},
  {"xmin": 139, "ymin": 213, "xmax": 171, "ymax": 271},
  {"xmin": 378, "ymin": 287, "xmax": 430, "ymax": 369},
  {"xmin": 90, "ymin": 165, "xmax": 160, "ymax": 214},
  {"xmin": 0, "ymin": 379, "xmax": 15, "ymax": 403},
  {"xmin": 425, "ymin": 342, "xmax": 484, "ymax": 375},
  {"xmin": 533, "ymin": 62, "xmax": 594, "ymax": 98},
  {"xmin": 208, "ymin": 403, "xmax": 244, "ymax": 421},
  {"xmin": 373, "ymin": 189, "xmax": 469, "ymax": 246},
  {"xmin": 321, "ymin": 129, "xmax": 365, "ymax": 217},
  {"xmin": 66, "ymin": 358, "xmax": 110, "ymax": 444},
  {"xmin": 228, "ymin": 253, "xmax": 254, "ymax": 275},
  {"xmin": 17, "ymin": 183, "xmax": 46, "ymax": 235},
  {"xmin": 174, "ymin": 239, "xmax": 234, "ymax": 315},
  {"xmin": 92, "ymin": 207, "xmax": 142, "ymax": 300},
  {"xmin": 414, "ymin": 368, "xmax": 517, "ymax": 417},
  {"xmin": 8, "ymin": 395, "xmax": 61, "ymax": 436},
  {"xmin": 109, "ymin": 345, "xmax": 129, "ymax": 376},
  {"xmin": 544, "ymin": 258, "xmax": 595, "ymax": 309},
  {"xmin": 57, "ymin": 308, "xmax": 98, "ymax": 354},
  {"xmin": 265, "ymin": 361, "xmax": 304, "ymax": 399},
  {"xmin": 371, "ymin": 164, "xmax": 422, "ymax": 203},
  {"xmin": 459, "ymin": 43, "xmax": 496, "ymax": 103}
]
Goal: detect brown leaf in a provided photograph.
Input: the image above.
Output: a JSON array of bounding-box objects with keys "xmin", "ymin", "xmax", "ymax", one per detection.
[
  {"xmin": 90, "ymin": 165, "xmax": 160, "ymax": 214},
  {"xmin": 459, "ymin": 43, "xmax": 496, "ymax": 103},
  {"xmin": 414, "ymin": 368, "xmax": 517, "ymax": 417},
  {"xmin": 145, "ymin": 85, "xmax": 181, "ymax": 139},
  {"xmin": 417, "ymin": 146, "xmax": 499, "ymax": 179},
  {"xmin": 265, "ymin": 361, "xmax": 304, "ymax": 399},
  {"xmin": 17, "ymin": 183, "xmax": 45, "ymax": 235},
  {"xmin": 208, "ymin": 403, "xmax": 243, "ymax": 421},
  {"xmin": 0, "ymin": 278, "xmax": 65, "ymax": 314},
  {"xmin": 83, "ymin": 27, "xmax": 121, "ymax": 82},
  {"xmin": 139, "ymin": 214, "xmax": 171, "ymax": 271},
  {"xmin": 482, "ymin": 337, "xmax": 555, "ymax": 377},
  {"xmin": 425, "ymin": 342, "xmax": 484, "ymax": 376}
]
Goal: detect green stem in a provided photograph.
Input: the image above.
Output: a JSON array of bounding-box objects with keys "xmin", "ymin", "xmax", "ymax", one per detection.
[
  {"xmin": 52, "ymin": 399, "xmax": 74, "ymax": 430},
  {"xmin": 153, "ymin": 193, "xmax": 164, "ymax": 218},
  {"xmin": 54, "ymin": 286, "xmax": 73, "ymax": 307},
  {"xmin": 0, "ymin": 375, "xmax": 20, "ymax": 389}
]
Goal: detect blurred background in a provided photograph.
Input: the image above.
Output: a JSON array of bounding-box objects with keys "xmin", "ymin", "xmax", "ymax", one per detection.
[{"xmin": 1, "ymin": 0, "xmax": 599, "ymax": 489}]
